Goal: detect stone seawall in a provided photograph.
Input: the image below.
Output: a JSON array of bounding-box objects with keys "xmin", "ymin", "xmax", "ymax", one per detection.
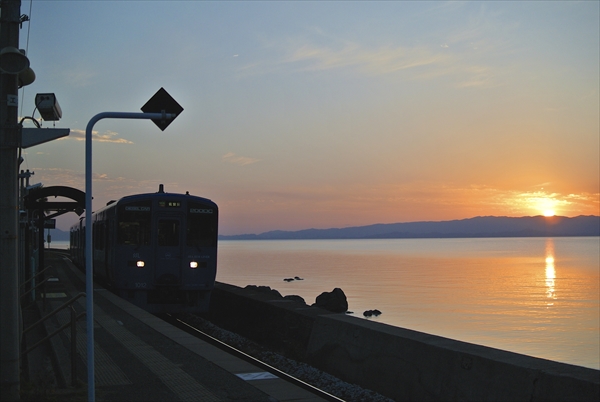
[
  {"xmin": 209, "ymin": 282, "xmax": 600, "ymax": 401},
  {"xmin": 208, "ymin": 282, "xmax": 328, "ymax": 360}
]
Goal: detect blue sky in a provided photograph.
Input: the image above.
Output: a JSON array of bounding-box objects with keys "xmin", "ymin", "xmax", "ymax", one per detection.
[{"xmin": 19, "ymin": 1, "xmax": 599, "ymax": 234}]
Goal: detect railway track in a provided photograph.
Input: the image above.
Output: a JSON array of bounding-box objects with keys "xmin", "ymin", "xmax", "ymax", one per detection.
[{"xmin": 162, "ymin": 313, "xmax": 347, "ymax": 402}]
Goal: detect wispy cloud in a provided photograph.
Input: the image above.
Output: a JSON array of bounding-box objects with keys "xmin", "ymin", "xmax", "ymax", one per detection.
[
  {"xmin": 286, "ymin": 41, "xmax": 503, "ymax": 89},
  {"xmin": 29, "ymin": 167, "xmax": 159, "ymax": 193},
  {"xmin": 238, "ymin": 31, "xmax": 500, "ymax": 89},
  {"xmin": 286, "ymin": 43, "xmax": 450, "ymax": 76},
  {"xmin": 66, "ymin": 129, "xmax": 134, "ymax": 144},
  {"xmin": 62, "ymin": 67, "xmax": 97, "ymax": 88},
  {"xmin": 222, "ymin": 152, "xmax": 260, "ymax": 166}
]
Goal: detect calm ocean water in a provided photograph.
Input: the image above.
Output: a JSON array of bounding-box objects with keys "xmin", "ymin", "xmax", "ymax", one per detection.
[{"xmin": 216, "ymin": 237, "xmax": 600, "ymax": 370}]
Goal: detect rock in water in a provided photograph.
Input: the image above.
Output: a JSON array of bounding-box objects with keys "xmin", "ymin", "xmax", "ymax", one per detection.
[
  {"xmin": 363, "ymin": 309, "xmax": 382, "ymax": 317},
  {"xmin": 314, "ymin": 288, "xmax": 348, "ymax": 313}
]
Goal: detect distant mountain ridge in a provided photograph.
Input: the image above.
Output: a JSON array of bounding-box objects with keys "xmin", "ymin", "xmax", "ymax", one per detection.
[{"xmin": 219, "ymin": 215, "xmax": 600, "ymax": 240}]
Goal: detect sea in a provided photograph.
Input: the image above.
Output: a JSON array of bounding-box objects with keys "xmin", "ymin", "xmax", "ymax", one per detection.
[
  {"xmin": 216, "ymin": 237, "xmax": 599, "ymax": 370},
  {"xmin": 50, "ymin": 237, "xmax": 600, "ymax": 370}
]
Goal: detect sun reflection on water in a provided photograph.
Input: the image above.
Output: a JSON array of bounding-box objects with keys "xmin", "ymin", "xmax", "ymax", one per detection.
[{"xmin": 545, "ymin": 239, "xmax": 556, "ymax": 304}]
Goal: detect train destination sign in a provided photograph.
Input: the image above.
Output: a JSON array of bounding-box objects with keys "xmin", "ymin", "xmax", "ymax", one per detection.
[
  {"xmin": 124, "ymin": 206, "xmax": 150, "ymax": 212},
  {"xmin": 159, "ymin": 201, "xmax": 181, "ymax": 208},
  {"xmin": 190, "ymin": 208, "xmax": 213, "ymax": 214}
]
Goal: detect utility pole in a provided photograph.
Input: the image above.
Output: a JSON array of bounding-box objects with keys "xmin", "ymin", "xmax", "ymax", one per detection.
[{"xmin": 1, "ymin": 0, "xmax": 23, "ymax": 400}]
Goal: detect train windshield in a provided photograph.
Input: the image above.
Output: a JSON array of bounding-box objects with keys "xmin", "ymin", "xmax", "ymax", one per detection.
[
  {"xmin": 187, "ymin": 203, "xmax": 217, "ymax": 247},
  {"xmin": 117, "ymin": 201, "xmax": 152, "ymax": 246}
]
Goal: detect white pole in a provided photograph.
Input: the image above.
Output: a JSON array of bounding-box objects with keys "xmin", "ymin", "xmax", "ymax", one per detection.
[{"xmin": 85, "ymin": 111, "xmax": 174, "ymax": 402}]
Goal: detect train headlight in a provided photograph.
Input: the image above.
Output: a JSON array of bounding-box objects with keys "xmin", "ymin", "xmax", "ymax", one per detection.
[
  {"xmin": 136, "ymin": 260, "xmax": 145, "ymax": 268},
  {"xmin": 190, "ymin": 261, "xmax": 198, "ymax": 269}
]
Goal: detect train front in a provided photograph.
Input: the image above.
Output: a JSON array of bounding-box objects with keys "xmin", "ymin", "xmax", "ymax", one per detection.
[{"xmin": 114, "ymin": 193, "xmax": 218, "ymax": 314}]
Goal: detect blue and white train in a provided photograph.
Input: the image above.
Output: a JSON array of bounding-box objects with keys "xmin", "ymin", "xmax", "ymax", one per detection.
[{"xmin": 70, "ymin": 185, "xmax": 218, "ymax": 313}]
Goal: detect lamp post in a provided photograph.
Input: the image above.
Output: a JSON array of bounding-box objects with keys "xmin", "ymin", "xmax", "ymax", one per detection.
[
  {"xmin": 0, "ymin": 1, "xmax": 34, "ymax": 399},
  {"xmin": 84, "ymin": 110, "xmax": 177, "ymax": 402}
]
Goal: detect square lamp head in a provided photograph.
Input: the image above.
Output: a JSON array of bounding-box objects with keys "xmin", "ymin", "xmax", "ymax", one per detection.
[{"xmin": 35, "ymin": 93, "xmax": 62, "ymax": 121}]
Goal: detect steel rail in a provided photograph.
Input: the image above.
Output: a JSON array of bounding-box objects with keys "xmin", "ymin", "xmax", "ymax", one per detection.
[{"xmin": 163, "ymin": 313, "xmax": 346, "ymax": 402}]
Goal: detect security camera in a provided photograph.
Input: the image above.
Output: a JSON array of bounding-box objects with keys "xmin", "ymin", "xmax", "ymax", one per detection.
[{"xmin": 35, "ymin": 93, "xmax": 62, "ymax": 121}]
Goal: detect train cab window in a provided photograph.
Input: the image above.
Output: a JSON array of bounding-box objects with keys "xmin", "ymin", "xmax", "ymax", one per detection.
[
  {"xmin": 187, "ymin": 204, "xmax": 217, "ymax": 247},
  {"xmin": 119, "ymin": 222, "xmax": 150, "ymax": 246},
  {"xmin": 158, "ymin": 219, "xmax": 180, "ymax": 247},
  {"xmin": 118, "ymin": 202, "xmax": 151, "ymax": 246}
]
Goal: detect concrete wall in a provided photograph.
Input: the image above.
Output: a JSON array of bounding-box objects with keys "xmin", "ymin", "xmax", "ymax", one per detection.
[
  {"xmin": 210, "ymin": 283, "xmax": 600, "ymax": 401},
  {"xmin": 306, "ymin": 314, "xmax": 599, "ymax": 401},
  {"xmin": 209, "ymin": 282, "xmax": 329, "ymax": 360}
]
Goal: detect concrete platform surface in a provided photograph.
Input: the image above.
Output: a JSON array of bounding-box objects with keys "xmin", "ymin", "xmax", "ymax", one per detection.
[{"xmin": 23, "ymin": 250, "xmax": 327, "ymax": 401}]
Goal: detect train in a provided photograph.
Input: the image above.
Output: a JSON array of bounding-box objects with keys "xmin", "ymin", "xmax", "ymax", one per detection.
[{"xmin": 70, "ymin": 185, "xmax": 218, "ymax": 313}]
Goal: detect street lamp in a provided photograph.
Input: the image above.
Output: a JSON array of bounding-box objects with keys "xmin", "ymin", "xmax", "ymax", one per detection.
[
  {"xmin": 35, "ymin": 93, "xmax": 62, "ymax": 121},
  {"xmin": 84, "ymin": 88, "xmax": 182, "ymax": 402}
]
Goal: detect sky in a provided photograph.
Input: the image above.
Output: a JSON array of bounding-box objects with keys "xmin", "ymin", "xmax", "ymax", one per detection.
[{"xmin": 17, "ymin": 1, "xmax": 600, "ymax": 235}]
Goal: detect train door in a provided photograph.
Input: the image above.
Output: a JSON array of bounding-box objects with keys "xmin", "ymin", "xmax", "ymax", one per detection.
[
  {"xmin": 154, "ymin": 215, "xmax": 184, "ymax": 286},
  {"xmin": 105, "ymin": 216, "xmax": 115, "ymax": 284}
]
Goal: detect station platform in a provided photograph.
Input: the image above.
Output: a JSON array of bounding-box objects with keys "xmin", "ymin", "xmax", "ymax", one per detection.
[{"xmin": 23, "ymin": 250, "xmax": 328, "ymax": 401}]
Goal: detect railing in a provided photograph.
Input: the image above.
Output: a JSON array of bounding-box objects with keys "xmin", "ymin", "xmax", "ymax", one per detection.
[
  {"xmin": 22, "ymin": 292, "xmax": 86, "ymax": 386},
  {"xmin": 20, "ymin": 265, "xmax": 52, "ymax": 311}
]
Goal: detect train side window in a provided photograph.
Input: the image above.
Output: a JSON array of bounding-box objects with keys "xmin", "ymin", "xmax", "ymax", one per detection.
[
  {"xmin": 93, "ymin": 221, "xmax": 106, "ymax": 250},
  {"xmin": 158, "ymin": 219, "xmax": 179, "ymax": 247}
]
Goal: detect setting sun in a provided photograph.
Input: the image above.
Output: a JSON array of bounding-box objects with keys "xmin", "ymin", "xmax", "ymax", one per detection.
[{"xmin": 527, "ymin": 195, "xmax": 562, "ymax": 218}]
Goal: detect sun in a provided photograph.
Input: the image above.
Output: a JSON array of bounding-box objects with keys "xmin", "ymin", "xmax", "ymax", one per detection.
[{"xmin": 529, "ymin": 195, "xmax": 560, "ymax": 217}]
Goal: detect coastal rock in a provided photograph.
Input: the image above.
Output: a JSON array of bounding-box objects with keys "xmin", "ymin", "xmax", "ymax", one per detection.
[
  {"xmin": 244, "ymin": 285, "xmax": 283, "ymax": 299},
  {"xmin": 313, "ymin": 288, "xmax": 348, "ymax": 313},
  {"xmin": 284, "ymin": 278, "xmax": 295, "ymax": 282},
  {"xmin": 283, "ymin": 295, "xmax": 306, "ymax": 305},
  {"xmin": 363, "ymin": 309, "xmax": 382, "ymax": 317}
]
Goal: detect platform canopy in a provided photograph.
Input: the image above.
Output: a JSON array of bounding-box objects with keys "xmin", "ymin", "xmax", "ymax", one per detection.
[{"xmin": 24, "ymin": 185, "xmax": 85, "ymax": 219}]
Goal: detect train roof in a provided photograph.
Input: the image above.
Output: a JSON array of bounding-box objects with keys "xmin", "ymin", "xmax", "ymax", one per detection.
[
  {"xmin": 97, "ymin": 186, "xmax": 217, "ymax": 213},
  {"xmin": 70, "ymin": 186, "xmax": 217, "ymax": 229},
  {"xmin": 115, "ymin": 191, "xmax": 216, "ymax": 205},
  {"xmin": 71, "ymin": 189, "xmax": 217, "ymax": 229}
]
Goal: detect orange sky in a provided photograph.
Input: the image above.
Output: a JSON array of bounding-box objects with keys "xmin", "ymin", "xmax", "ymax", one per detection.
[{"xmin": 21, "ymin": 1, "xmax": 599, "ymax": 234}]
